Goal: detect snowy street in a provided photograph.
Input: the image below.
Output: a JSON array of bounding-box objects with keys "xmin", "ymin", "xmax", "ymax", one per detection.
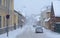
[
  {"xmin": 0, "ymin": 21, "xmax": 60, "ymax": 38},
  {"xmin": 16, "ymin": 24, "xmax": 47, "ymax": 38},
  {"xmin": 0, "ymin": 19, "xmax": 60, "ymax": 38},
  {"xmin": 16, "ymin": 24, "xmax": 60, "ymax": 38},
  {"xmin": 1, "ymin": 0, "xmax": 60, "ymax": 38},
  {"xmin": 0, "ymin": 24, "xmax": 60, "ymax": 38}
]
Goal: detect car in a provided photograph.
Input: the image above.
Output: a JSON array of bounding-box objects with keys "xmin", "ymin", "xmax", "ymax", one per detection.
[
  {"xmin": 33, "ymin": 25, "xmax": 37, "ymax": 27},
  {"xmin": 35, "ymin": 26, "xmax": 43, "ymax": 33}
]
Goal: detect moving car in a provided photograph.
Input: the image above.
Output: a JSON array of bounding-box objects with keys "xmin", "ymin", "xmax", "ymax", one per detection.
[{"xmin": 35, "ymin": 26, "xmax": 43, "ymax": 33}]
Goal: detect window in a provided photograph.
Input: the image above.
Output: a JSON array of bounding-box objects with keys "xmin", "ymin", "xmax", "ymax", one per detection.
[
  {"xmin": 3, "ymin": 0, "xmax": 7, "ymax": 7},
  {"xmin": 0, "ymin": 16, "xmax": 1, "ymax": 28},
  {"xmin": 3, "ymin": 16, "xmax": 5, "ymax": 27},
  {"xmin": 0, "ymin": 0, "xmax": 2, "ymax": 5}
]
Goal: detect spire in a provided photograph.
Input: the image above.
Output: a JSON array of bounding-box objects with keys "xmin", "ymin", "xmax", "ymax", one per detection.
[{"xmin": 51, "ymin": 2, "xmax": 54, "ymax": 14}]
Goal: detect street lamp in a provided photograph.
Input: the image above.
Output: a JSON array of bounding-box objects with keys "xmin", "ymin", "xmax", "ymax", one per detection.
[{"xmin": 6, "ymin": 0, "xmax": 10, "ymax": 37}]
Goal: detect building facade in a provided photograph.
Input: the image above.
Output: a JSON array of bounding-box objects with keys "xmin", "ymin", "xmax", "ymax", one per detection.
[
  {"xmin": 14, "ymin": 10, "xmax": 26, "ymax": 28},
  {"xmin": 0, "ymin": 0, "xmax": 14, "ymax": 34},
  {"xmin": 41, "ymin": 3, "xmax": 55, "ymax": 30},
  {"xmin": 41, "ymin": 8, "xmax": 51, "ymax": 29}
]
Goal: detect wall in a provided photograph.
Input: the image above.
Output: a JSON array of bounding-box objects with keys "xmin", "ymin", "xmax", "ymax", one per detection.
[{"xmin": 55, "ymin": 17, "xmax": 60, "ymax": 22}]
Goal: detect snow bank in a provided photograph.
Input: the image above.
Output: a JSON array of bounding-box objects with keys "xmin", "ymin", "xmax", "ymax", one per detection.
[
  {"xmin": 44, "ymin": 28, "xmax": 60, "ymax": 38},
  {"xmin": 0, "ymin": 26, "xmax": 27, "ymax": 38},
  {"xmin": 0, "ymin": 28, "xmax": 22, "ymax": 38}
]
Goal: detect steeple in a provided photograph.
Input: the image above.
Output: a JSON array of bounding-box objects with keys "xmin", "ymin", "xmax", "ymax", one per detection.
[{"xmin": 51, "ymin": 2, "xmax": 54, "ymax": 15}]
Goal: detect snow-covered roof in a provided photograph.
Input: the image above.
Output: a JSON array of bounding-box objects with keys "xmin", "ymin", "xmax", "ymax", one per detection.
[
  {"xmin": 21, "ymin": 19, "xmax": 24, "ymax": 22},
  {"xmin": 41, "ymin": 6, "xmax": 51, "ymax": 14},
  {"xmin": 53, "ymin": 1, "xmax": 60, "ymax": 17},
  {"xmin": 35, "ymin": 16, "xmax": 40, "ymax": 21},
  {"xmin": 21, "ymin": 13, "xmax": 26, "ymax": 17},
  {"xmin": 44, "ymin": 18, "xmax": 50, "ymax": 22},
  {"xmin": 46, "ymin": 9, "xmax": 51, "ymax": 12}
]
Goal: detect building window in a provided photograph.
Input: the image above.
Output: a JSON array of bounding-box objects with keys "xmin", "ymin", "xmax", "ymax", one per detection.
[
  {"xmin": 4, "ymin": 0, "xmax": 7, "ymax": 7},
  {"xmin": 0, "ymin": 16, "xmax": 1, "ymax": 28},
  {"xmin": 0, "ymin": 0, "xmax": 2, "ymax": 5},
  {"xmin": 3, "ymin": 16, "xmax": 5, "ymax": 27}
]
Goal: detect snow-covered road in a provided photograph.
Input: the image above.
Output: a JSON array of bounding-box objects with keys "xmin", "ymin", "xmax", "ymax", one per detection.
[
  {"xmin": 1, "ymin": 20, "xmax": 60, "ymax": 38},
  {"xmin": 16, "ymin": 24, "xmax": 60, "ymax": 38}
]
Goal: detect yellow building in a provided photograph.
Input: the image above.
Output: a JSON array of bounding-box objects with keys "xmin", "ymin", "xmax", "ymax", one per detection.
[
  {"xmin": 14, "ymin": 10, "xmax": 26, "ymax": 28},
  {"xmin": 14, "ymin": 10, "xmax": 19, "ymax": 28},
  {"xmin": 0, "ymin": 0, "xmax": 14, "ymax": 34},
  {"xmin": 0, "ymin": 0, "xmax": 26, "ymax": 34}
]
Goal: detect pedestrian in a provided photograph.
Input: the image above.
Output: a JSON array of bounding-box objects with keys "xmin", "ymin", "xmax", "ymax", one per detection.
[
  {"xmin": 20, "ymin": 25, "xmax": 22, "ymax": 28},
  {"xmin": 14, "ymin": 23, "xmax": 16, "ymax": 30}
]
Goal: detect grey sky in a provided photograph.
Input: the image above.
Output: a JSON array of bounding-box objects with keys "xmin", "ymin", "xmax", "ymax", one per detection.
[{"xmin": 14, "ymin": 0, "xmax": 56, "ymax": 16}]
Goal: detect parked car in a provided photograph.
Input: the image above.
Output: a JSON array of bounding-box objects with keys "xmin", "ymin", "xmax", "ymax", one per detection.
[
  {"xmin": 33, "ymin": 25, "xmax": 37, "ymax": 27},
  {"xmin": 35, "ymin": 26, "xmax": 43, "ymax": 33}
]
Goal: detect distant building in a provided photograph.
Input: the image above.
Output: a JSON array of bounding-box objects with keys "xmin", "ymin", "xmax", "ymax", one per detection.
[
  {"xmin": 41, "ymin": 2, "xmax": 55, "ymax": 30},
  {"xmin": 35, "ymin": 16, "xmax": 41, "ymax": 26},
  {"xmin": 41, "ymin": 8, "xmax": 52, "ymax": 29},
  {"xmin": 41, "ymin": 1, "xmax": 60, "ymax": 31},
  {"xmin": 14, "ymin": 10, "xmax": 26, "ymax": 28}
]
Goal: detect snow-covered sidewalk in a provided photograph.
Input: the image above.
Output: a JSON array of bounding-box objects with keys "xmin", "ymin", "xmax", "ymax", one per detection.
[
  {"xmin": 44, "ymin": 28, "xmax": 60, "ymax": 38},
  {"xmin": 0, "ymin": 26, "xmax": 27, "ymax": 38}
]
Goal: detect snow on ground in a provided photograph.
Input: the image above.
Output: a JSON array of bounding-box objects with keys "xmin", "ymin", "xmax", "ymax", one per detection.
[
  {"xmin": 1, "ymin": 24, "xmax": 60, "ymax": 38},
  {"xmin": 0, "ymin": 26, "xmax": 27, "ymax": 38},
  {"xmin": 43, "ymin": 28, "xmax": 60, "ymax": 38},
  {"xmin": 31, "ymin": 25, "xmax": 60, "ymax": 38}
]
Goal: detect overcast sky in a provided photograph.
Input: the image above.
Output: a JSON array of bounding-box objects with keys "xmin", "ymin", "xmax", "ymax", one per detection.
[{"xmin": 14, "ymin": 0, "xmax": 57, "ymax": 16}]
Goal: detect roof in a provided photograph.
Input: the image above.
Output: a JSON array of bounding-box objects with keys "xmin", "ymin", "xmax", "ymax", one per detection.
[
  {"xmin": 55, "ymin": 17, "xmax": 60, "ymax": 18},
  {"xmin": 53, "ymin": 1, "xmax": 60, "ymax": 17},
  {"xmin": 41, "ymin": 6, "xmax": 51, "ymax": 12},
  {"xmin": 14, "ymin": 10, "xmax": 23, "ymax": 16}
]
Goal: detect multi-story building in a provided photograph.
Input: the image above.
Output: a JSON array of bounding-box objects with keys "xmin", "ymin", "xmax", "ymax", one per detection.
[
  {"xmin": 41, "ymin": 10, "xmax": 46, "ymax": 27},
  {"xmin": 0, "ymin": 0, "xmax": 26, "ymax": 34},
  {"xmin": 41, "ymin": 8, "xmax": 51, "ymax": 29},
  {"xmin": 41, "ymin": 1, "xmax": 60, "ymax": 32},
  {"xmin": 41, "ymin": 2, "xmax": 55, "ymax": 30},
  {"xmin": 53, "ymin": 1, "xmax": 60, "ymax": 32},
  {"xmin": 0, "ymin": 0, "xmax": 14, "ymax": 34},
  {"xmin": 14, "ymin": 10, "xmax": 26, "ymax": 28}
]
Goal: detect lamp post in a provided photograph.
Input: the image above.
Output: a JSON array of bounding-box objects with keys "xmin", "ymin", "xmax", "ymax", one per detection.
[
  {"xmin": 6, "ymin": 0, "xmax": 10, "ymax": 37},
  {"xmin": 6, "ymin": 15, "xmax": 10, "ymax": 37}
]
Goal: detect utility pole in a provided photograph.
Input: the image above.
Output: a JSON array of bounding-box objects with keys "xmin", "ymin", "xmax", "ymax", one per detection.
[
  {"xmin": 6, "ymin": 0, "xmax": 10, "ymax": 37},
  {"xmin": 6, "ymin": 15, "xmax": 10, "ymax": 37}
]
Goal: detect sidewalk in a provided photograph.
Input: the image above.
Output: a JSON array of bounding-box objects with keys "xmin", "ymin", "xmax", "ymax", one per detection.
[
  {"xmin": 0, "ymin": 25, "xmax": 27, "ymax": 38},
  {"xmin": 43, "ymin": 28, "xmax": 60, "ymax": 38}
]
